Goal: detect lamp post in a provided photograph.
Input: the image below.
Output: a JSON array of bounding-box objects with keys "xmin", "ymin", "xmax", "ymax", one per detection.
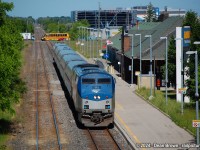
[
  {"xmin": 186, "ymin": 48, "xmax": 199, "ymax": 145},
  {"xmin": 105, "ymin": 28, "xmax": 109, "ymax": 63},
  {"xmin": 160, "ymin": 37, "xmax": 168, "ymax": 105},
  {"xmin": 88, "ymin": 28, "xmax": 92, "ymax": 58},
  {"xmin": 83, "ymin": 27, "xmax": 87, "ymax": 55},
  {"xmin": 81, "ymin": 26, "xmax": 83, "ymax": 53},
  {"xmin": 118, "ymin": 62, "xmax": 121, "ymax": 76},
  {"xmin": 145, "ymin": 35, "xmax": 153, "ymax": 99},
  {"xmin": 100, "ymin": 29, "xmax": 103, "ymax": 58},
  {"xmin": 135, "ymin": 34, "xmax": 142, "ymax": 88},
  {"xmin": 86, "ymin": 28, "xmax": 89, "ymax": 57},
  {"xmin": 78, "ymin": 27, "xmax": 81, "ymax": 50},
  {"xmin": 92, "ymin": 28, "xmax": 95, "ymax": 59},
  {"xmin": 128, "ymin": 34, "xmax": 134, "ymax": 85},
  {"xmin": 93, "ymin": 28, "xmax": 98, "ymax": 59}
]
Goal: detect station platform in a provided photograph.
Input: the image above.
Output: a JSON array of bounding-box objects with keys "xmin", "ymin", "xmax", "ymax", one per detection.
[{"xmin": 91, "ymin": 58, "xmax": 195, "ymax": 150}]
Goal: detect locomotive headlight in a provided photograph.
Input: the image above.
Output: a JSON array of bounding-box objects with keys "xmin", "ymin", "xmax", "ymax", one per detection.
[
  {"xmin": 97, "ymin": 96, "xmax": 100, "ymax": 99},
  {"xmin": 94, "ymin": 96, "xmax": 97, "ymax": 99},
  {"xmin": 106, "ymin": 100, "xmax": 109, "ymax": 104}
]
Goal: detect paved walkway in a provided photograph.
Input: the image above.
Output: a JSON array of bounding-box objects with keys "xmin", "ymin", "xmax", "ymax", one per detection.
[
  {"xmin": 114, "ymin": 75, "xmax": 195, "ymax": 149},
  {"xmin": 92, "ymin": 58, "xmax": 195, "ymax": 150}
]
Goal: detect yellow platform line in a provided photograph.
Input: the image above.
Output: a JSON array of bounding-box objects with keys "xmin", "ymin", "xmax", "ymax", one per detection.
[
  {"xmin": 115, "ymin": 112, "xmax": 146, "ymax": 150},
  {"xmin": 115, "ymin": 102, "xmax": 124, "ymax": 110}
]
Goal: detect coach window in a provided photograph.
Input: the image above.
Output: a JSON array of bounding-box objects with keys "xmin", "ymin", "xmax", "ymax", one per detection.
[
  {"xmin": 82, "ymin": 78, "xmax": 95, "ymax": 84},
  {"xmin": 98, "ymin": 78, "xmax": 111, "ymax": 84}
]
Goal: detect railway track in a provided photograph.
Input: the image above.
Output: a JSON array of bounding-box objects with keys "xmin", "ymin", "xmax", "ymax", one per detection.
[
  {"xmin": 86, "ymin": 128, "xmax": 121, "ymax": 150},
  {"xmin": 34, "ymin": 36, "xmax": 62, "ymax": 149},
  {"xmin": 45, "ymin": 40, "xmax": 122, "ymax": 150}
]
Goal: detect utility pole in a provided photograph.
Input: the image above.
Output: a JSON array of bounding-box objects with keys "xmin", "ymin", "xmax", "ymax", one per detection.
[
  {"xmin": 97, "ymin": 2, "xmax": 101, "ymax": 58},
  {"xmin": 121, "ymin": 25, "xmax": 125, "ymax": 80}
]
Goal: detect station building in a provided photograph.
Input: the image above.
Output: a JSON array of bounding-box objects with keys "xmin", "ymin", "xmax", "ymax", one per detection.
[
  {"xmin": 106, "ymin": 16, "xmax": 183, "ymax": 87},
  {"xmin": 71, "ymin": 7, "xmax": 186, "ymax": 89}
]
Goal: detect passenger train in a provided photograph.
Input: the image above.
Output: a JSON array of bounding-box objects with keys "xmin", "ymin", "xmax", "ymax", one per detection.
[{"xmin": 52, "ymin": 43, "xmax": 115, "ymax": 127}]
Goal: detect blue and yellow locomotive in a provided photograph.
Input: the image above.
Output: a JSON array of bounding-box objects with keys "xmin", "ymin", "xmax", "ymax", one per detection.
[{"xmin": 52, "ymin": 43, "xmax": 115, "ymax": 127}]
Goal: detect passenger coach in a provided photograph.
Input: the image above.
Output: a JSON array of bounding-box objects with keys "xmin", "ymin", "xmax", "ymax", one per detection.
[{"xmin": 52, "ymin": 43, "xmax": 115, "ymax": 127}]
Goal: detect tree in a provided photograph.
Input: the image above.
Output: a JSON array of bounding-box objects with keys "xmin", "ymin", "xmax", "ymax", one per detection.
[
  {"xmin": 0, "ymin": 1, "xmax": 26, "ymax": 113},
  {"xmin": 68, "ymin": 20, "xmax": 90, "ymax": 40},
  {"xmin": 161, "ymin": 36, "xmax": 176, "ymax": 87},
  {"xmin": 37, "ymin": 16, "xmax": 71, "ymax": 32},
  {"xmin": 145, "ymin": 2, "xmax": 156, "ymax": 22},
  {"xmin": 183, "ymin": 11, "xmax": 200, "ymax": 100},
  {"xmin": 0, "ymin": 0, "xmax": 13, "ymax": 26},
  {"xmin": 9, "ymin": 17, "xmax": 35, "ymax": 33}
]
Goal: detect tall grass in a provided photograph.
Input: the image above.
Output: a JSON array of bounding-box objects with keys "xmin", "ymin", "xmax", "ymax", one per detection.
[
  {"xmin": 136, "ymin": 87, "xmax": 196, "ymax": 136},
  {"xmin": 0, "ymin": 110, "xmax": 13, "ymax": 147}
]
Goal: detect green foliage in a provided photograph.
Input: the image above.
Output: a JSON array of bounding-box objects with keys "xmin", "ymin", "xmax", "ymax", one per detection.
[
  {"xmin": 47, "ymin": 23, "xmax": 58, "ymax": 32},
  {"xmin": 0, "ymin": 109, "xmax": 13, "ymax": 147},
  {"xmin": 0, "ymin": 1, "xmax": 13, "ymax": 26},
  {"xmin": 161, "ymin": 36, "xmax": 176, "ymax": 87},
  {"xmin": 68, "ymin": 20, "xmax": 90, "ymax": 40},
  {"xmin": 136, "ymin": 87, "xmax": 196, "ymax": 135},
  {"xmin": 37, "ymin": 16, "xmax": 71, "ymax": 32},
  {"xmin": 183, "ymin": 11, "xmax": 200, "ymax": 101},
  {"xmin": 145, "ymin": 2, "xmax": 157, "ymax": 22},
  {"xmin": 0, "ymin": 1, "xmax": 27, "ymax": 113}
]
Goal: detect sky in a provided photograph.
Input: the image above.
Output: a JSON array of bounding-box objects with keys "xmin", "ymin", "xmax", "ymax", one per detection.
[{"xmin": 3, "ymin": 0, "xmax": 200, "ymax": 19}]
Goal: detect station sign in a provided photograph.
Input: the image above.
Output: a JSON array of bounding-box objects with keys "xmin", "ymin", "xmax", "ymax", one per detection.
[
  {"xmin": 104, "ymin": 53, "xmax": 109, "ymax": 59},
  {"xmin": 178, "ymin": 88, "xmax": 187, "ymax": 94},
  {"xmin": 193, "ymin": 120, "xmax": 200, "ymax": 128},
  {"xmin": 182, "ymin": 26, "xmax": 191, "ymax": 47}
]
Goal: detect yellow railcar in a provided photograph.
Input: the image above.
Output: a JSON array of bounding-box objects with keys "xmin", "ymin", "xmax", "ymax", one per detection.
[{"xmin": 41, "ymin": 33, "xmax": 69, "ymax": 41}]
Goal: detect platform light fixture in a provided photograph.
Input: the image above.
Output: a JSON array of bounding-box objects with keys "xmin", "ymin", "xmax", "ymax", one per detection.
[
  {"xmin": 160, "ymin": 36, "xmax": 168, "ymax": 105},
  {"xmin": 135, "ymin": 33, "xmax": 142, "ymax": 88},
  {"xmin": 186, "ymin": 41, "xmax": 200, "ymax": 145},
  {"xmin": 144, "ymin": 35, "xmax": 153, "ymax": 99},
  {"xmin": 128, "ymin": 34, "xmax": 134, "ymax": 85}
]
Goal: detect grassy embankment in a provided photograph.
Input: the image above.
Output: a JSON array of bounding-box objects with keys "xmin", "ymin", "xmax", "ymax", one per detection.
[
  {"xmin": 136, "ymin": 87, "xmax": 197, "ymax": 136},
  {"xmin": 0, "ymin": 41, "xmax": 30, "ymax": 148},
  {"xmin": 0, "ymin": 111, "xmax": 12, "ymax": 148}
]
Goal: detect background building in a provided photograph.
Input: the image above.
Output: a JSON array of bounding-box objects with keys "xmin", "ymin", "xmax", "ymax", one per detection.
[
  {"xmin": 131, "ymin": 6, "xmax": 160, "ymax": 21},
  {"xmin": 71, "ymin": 9, "xmax": 137, "ymax": 28}
]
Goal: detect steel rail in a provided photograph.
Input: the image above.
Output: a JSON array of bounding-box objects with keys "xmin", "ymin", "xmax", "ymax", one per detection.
[
  {"xmin": 87, "ymin": 128, "xmax": 121, "ymax": 150},
  {"xmin": 39, "ymin": 42, "xmax": 62, "ymax": 150},
  {"xmin": 35, "ymin": 41, "xmax": 39, "ymax": 150},
  {"xmin": 106, "ymin": 128, "xmax": 121, "ymax": 150},
  {"xmin": 87, "ymin": 129, "xmax": 99, "ymax": 150}
]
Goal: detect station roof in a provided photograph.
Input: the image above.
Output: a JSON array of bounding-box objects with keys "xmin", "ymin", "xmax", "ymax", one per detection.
[{"xmin": 109, "ymin": 16, "xmax": 183, "ymax": 60}]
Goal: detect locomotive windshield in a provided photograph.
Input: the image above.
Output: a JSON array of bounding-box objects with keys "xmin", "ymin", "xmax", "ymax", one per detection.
[
  {"xmin": 82, "ymin": 78, "xmax": 95, "ymax": 84},
  {"xmin": 98, "ymin": 78, "xmax": 111, "ymax": 84}
]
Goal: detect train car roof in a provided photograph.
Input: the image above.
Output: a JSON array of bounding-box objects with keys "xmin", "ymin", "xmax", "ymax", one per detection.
[
  {"xmin": 63, "ymin": 54, "xmax": 85, "ymax": 63},
  {"xmin": 54, "ymin": 43, "xmax": 67, "ymax": 47},
  {"xmin": 73, "ymin": 64, "xmax": 109, "ymax": 76},
  {"xmin": 55, "ymin": 45, "xmax": 71, "ymax": 51},
  {"xmin": 58, "ymin": 50, "xmax": 77, "ymax": 57},
  {"xmin": 54, "ymin": 43, "xmax": 67, "ymax": 49},
  {"xmin": 55, "ymin": 47, "xmax": 73, "ymax": 55},
  {"xmin": 67, "ymin": 60, "xmax": 87, "ymax": 71}
]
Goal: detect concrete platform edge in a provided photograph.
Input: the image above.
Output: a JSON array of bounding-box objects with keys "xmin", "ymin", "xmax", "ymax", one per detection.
[{"xmin": 114, "ymin": 119, "xmax": 138, "ymax": 150}]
